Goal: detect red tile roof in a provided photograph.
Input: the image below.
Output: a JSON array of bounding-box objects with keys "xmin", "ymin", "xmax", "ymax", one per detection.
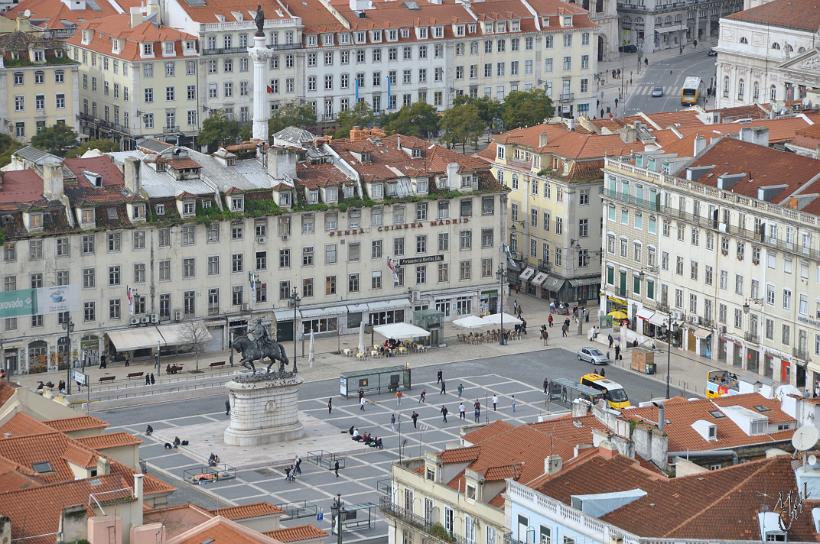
[
  {"xmin": 439, "ymin": 445, "xmax": 482, "ymax": 464},
  {"xmin": 172, "ymin": 0, "xmax": 291, "ymax": 25},
  {"xmin": 0, "ymin": 382, "xmax": 15, "ymax": 408},
  {"xmin": 0, "ymin": 170, "xmax": 45, "ymax": 206},
  {"xmin": 0, "ymin": 412, "xmax": 56, "ymax": 437},
  {"xmin": 5, "ymin": 0, "xmax": 141, "ymax": 30},
  {"xmin": 43, "ymin": 415, "xmax": 109, "ymax": 433},
  {"xmin": 495, "ymin": 123, "xmax": 643, "ymax": 160},
  {"xmin": 76, "ymin": 432, "xmax": 143, "ymax": 450},
  {"xmin": 264, "ymin": 525, "xmax": 329, "ymax": 542},
  {"xmin": 171, "ymin": 516, "xmax": 280, "ymax": 544},
  {"xmin": 67, "ymin": 15, "xmax": 196, "ymax": 61},
  {"xmin": 296, "ymin": 162, "xmax": 350, "ymax": 189},
  {"xmin": 725, "ymin": 0, "xmax": 820, "ymax": 32},
  {"xmin": 210, "ymin": 502, "xmax": 284, "ymax": 520}
]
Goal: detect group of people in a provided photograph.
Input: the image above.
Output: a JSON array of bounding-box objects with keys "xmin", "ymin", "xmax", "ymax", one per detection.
[
  {"xmin": 349, "ymin": 427, "xmax": 383, "ymax": 449},
  {"xmin": 207, "ymin": 452, "xmax": 221, "ymax": 466},
  {"xmin": 144, "ymin": 373, "xmax": 157, "ymax": 385},
  {"xmin": 284, "ymin": 455, "xmax": 302, "ymax": 481}
]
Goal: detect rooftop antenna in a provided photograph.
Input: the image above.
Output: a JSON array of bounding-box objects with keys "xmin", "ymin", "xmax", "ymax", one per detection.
[{"xmin": 791, "ymin": 424, "xmax": 818, "ymax": 469}]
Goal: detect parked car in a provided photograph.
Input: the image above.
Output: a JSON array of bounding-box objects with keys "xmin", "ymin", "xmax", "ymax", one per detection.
[
  {"xmin": 577, "ymin": 347, "xmax": 609, "ymax": 365},
  {"xmin": 619, "ymin": 44, "xmax": 638, "ymax": 53},
  {"xmin": 651, "ymin": 86, "xmax": 664, "ymax": 97},
  {"xmin": 707, "ymin": 48, "xmax": 718, "ymax": 56}
]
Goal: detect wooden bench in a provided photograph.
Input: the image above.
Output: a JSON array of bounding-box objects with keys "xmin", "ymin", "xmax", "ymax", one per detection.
[
  {"xmin": 127, "ymin": 372, "xmax": 144, "ymax": 379},
  {"xmin": 209, "ymin": 361, "xmax": 226, "ymax": 369},
  {"xmin": 166, "ymin": 365, "xmax": 184, "ymax": 374},
  {"xmin": 99, "ymin": 376, "xmax": 116, "ymax": 383}
]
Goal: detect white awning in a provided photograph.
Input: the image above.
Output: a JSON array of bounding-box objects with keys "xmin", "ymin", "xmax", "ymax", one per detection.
[
  {"xmin": 693, "ymin": 326, "xmax": 713, "ymax": 339},
  {"xmin": 374, "ymin": 322, "xmax": 431, "ymax": 339},
  {"xmin": 636, "ymin": 308, "xmax": 655, "ymax": 321},
  {"xmin": 452, "ymin": 315, "xmax": 489, "ymax": 329},
  {"xmin": 345, "ymin": 303, "xmax": 370, "ymax": 313},
  {"xmin": 542, "ymin": 276, "xmax": 566, "ymax": 292},
  {"xmin": 157, "ymin": 322, "xmax": 212, "ymax": 347},
  {"xmin": 531, "ymin": 272, "xmax": 548, "ymax": 287},
  {"xmin": 481, "ymin": 312, "xmax": 522, "ymax": 326},
  {"xmin": 106, "ymin": 327, "xmax": 164, "ymax": 352},
  {"xmin": 648, "ymin": 311, "xmax": 669, "ymax": 327},
  {"xmin": 274, "ymin": 308, "xmax": 299, "ymax": 322},
  {"xmin": 568, "ymin": 277, "xmax": 601, "ymax": 288},
  {"xmin": 519, "ymin": 267, "xmax": 535, "ymax": 281},
  {"xmin": 300, "ymin": 306, "xmax": 346, "ymax": 319},
  {"xmin": 368, "ymin": 298, "xmax": 411, "ymax": 312}
]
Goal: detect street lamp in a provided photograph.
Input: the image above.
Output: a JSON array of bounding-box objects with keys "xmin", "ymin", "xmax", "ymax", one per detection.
[
  {"xmin": 62, "ymin": 316, "xmax": 74, "ymax": 395},
  {"xmin": 290, "ymin": 287, "xmax": 301, "ymax": 372},
  {"xmin": 495, "ymin": 264, "xmax": 508, "ymax": 345},
  {"xmin": 156, "ymin": 340, "xmax": 161, "ymax": 376},
  {"xmin": 331, "ymin": 494, "xmax": 345, "ymax": 544}
]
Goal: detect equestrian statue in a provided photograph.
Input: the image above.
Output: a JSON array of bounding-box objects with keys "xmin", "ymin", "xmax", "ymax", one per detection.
[{"xmin": 232, "ymin": 319, "xmax": 291, "ymax": 374}]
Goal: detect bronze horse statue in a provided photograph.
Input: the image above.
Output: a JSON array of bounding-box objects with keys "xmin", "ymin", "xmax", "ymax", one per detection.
[{"xmin": 232, "ymin": 334, "xmax": 290, "ymax": 374}]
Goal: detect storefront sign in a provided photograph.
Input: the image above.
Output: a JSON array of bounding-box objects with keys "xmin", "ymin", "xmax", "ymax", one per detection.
[
  {"xmin": 328, "ymin": 229, "xmax": 366, "ymax": 237},
  {"xmin": 399, "ymin": 255, "xmax": 444, "ymax": 265},
  {"xmin": 798, "ymin": 316, "xmax": 820, "ymax": 328},
  {"xmin": 377, "ymin": 218, "xmax": 469, "ymax": 232},
  {"xmin": 0, "ymin": 286, "xmax": 79, "ymax": 319}
]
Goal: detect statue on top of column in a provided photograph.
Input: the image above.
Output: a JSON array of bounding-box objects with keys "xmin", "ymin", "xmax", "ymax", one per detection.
[{"xmin": 254, "ymin": 5, "xmax": 265, "ymax": 37}]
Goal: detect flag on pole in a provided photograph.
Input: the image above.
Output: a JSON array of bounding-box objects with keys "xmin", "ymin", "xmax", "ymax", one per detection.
[
  {"xmin": 127, "ymin": 285, "xmax": 135, "ymax": 315},
  {"xmin": 249, "ymin": 272, "xmax": 257, "ymax": 302},
  {"xmin": 386, "ymin": 257, "xmax": 399, "ymax": 286}
]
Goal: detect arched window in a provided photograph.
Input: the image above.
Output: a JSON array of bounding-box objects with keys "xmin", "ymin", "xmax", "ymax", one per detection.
[
  {"xmin": 753, "ymin": 81, "xmax": 760, "ymax": 101},
  {"xmin": 770, "ymin": 85, "xmax": 777, "ymax": 101},
  {"xmin": 737, "ymin": 79, "xmax": 745, "ymax": 100},
  {"xmin": 723, "ymin": 75, "xmax": 730, "ymax": 98},
  {"xmin": 798, "ymin": 46, "xmax": 806, "ymax": 53},
  {"xmin": 739, "ymin": 36, "xmax": 748, "ymax": 44},
  {"xmin": 771, "ymin": 42, "xmax": 780, "ymax": 50}
]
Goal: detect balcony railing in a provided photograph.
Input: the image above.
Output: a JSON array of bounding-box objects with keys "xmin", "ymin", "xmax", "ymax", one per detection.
[
  {"xmin": 793, "ymin": 347, "xmax": 810, "ymax": 361},
  {"xmin": 744, "ymin": 331, "xmax": 759, "ymax": 343},
  {"xmin": 559, "ymin": 92, "xmax": 574, "ymax": 102},
  {"xmin": 202, "ymin": 46, "xmax": 251, "ymax": 56},
  {"xmin": 604, "ymin": 189, "xmax": 660, "ymax": 212},
  {"xmin": 379, "ymin": 498, "xmax": 469, "ymax": 544},
  {"xmin": 163, "ymin": 125, "xmax": 181, "ymax": 134},
  {"xmin": 79, "ymin": 112, "xmax": 129, "ymax": 133},
  {"xmin": 538, "ymin": 259, "xmax": 551, "ymax": 273}
]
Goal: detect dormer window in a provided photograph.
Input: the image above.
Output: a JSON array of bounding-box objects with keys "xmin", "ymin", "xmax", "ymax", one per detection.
[
  {"xmin": 466, "ymin": 484, "xmax": 476, "ymax": 500},
  {"xmin": 142, "ymin": 43, "xmax": 154, "ymax": 56},
  {"xmin": 81, "ymin": 208, "xmax": 95, "ymax": 224},
  {"xmin": 388, "ymin": 29, "xmax": 398, "ymax": 41},
  {"xmin": 279, "ymin": 192, "xmax": 292, "ymax": 207},
  {"xmin": 343, "ymin": 185, "xmax": 354, "ymax": 199},
  {"xmin": 416, "ymin": 179, "xmax": 428, "ymax": 194},
  {"xmin": 307, "ymin": 35, "xmax": 317, "ymax": 47},
  {"xmin": 155, "ymin": 203, "xmax": 165, "ymax": 216},
  {"xmin": 112, "ymin": 39, "xmax": 121, "ymax": 53},
  {"xmin": 468, "ymin": 23, "xmax": 476, "ymax": 33},
  {"xmin": 33, "ymin": 50, "xmax": 45, "ymax": 63},
  {"xmin": 425, "ymin": 467, "xmax": 435, "ymax": 480},
  {"xmin": 323, "ymin": 33, "xmax": 334, "ymax": 46},
  {"xmin": 496, "ymin": 144, "xmax": 505, "ymax": 159},
  {"xmin": 497, "ymin": 21, "xmax": 506, "ymax": 33},
  {"xmin": 371, "ymin": 30, "xmax": 382, "ymax": 42},
  {"xmin": 400, "ymin": 28, "xmax": 409, "ymax": 38},
  {"xmin": 511, "ymin": 19, "xmax": 520, "ymax": 31},
  {"xmin": 417, "ymin": 27, "xmax": 428, "ymax": 39},
  {"xmin": 432, "ymin": 26, "xmax": 443, "ymax": 38},
  {"xmin": 455, "ymin": 25, "xmax": 465, "ymax": 37},
  {"xmin": 325, "ymin": 187, "xmax": 338, "ymax": 203},
  {"xmin": 231, "ymin": 196, "xmax": 244, "ymax": 211},
  {"xmin": 485, "ymin": 22, "xmax": 494, "ymax": 33},
  {"xmin": 182, "ymin": 200, "xmax": 195, "ymax": 217},
  {"xmin": 185, "ymin": 40, "xmax": 196, "ymax": 51},
  {"xmin": 201, "ymin": 199, "xmax": 212, "ymax": 209},
  {"xmin": 308, "ymin": 190, "xmax": 319, "ymax": 204},
  {"xmin": 132, "ymin": 203, "xmax": 145, "ymax": 219},
  {"xmin": 163, "ymin": 41, "xmax": 175, "ymax": 56},
  {"xmin": 82, "ymin": 30, "xmax": 91, "ymax": 45},
  {"xmin": 355, "ymin": 31, "xmax": 366, "ymax": 43},
  {"xmin": 542, "ymin": 16, "xmax": 550, "ymax": 26},
  {"xmin": 339, "ymin": 33, "xmax": 350, "ymax": 44},
  {"xmin": 562, "ymin": 15, "xmax": 573, "ymax": 26},
  {"xmin": 29, "ymin": 212, "xmax": 43, "ymax": 230}
]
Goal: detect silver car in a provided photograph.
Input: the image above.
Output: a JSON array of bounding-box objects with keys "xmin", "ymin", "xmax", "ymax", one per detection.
[{"xmin": 578, "ymin": 346, "xmax": 609, "ymax": 365}]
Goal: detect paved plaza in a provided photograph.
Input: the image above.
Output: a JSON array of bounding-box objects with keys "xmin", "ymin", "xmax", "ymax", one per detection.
[{"xmin": 101, "ymin": 348, "xmax": 683, "ymax": 544}]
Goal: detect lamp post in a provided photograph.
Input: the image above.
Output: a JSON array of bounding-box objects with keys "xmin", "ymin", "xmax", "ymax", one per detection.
[
  {"xmin": 290, "ymin": 287, "xmax": 301, "ymax": 373},
  {"xmin": 156, "ymin": 340, "xmax": 161, "ymax": 376},
  {"xmin": 331, "ymin": 494, "xmax": 345, "ymax": 544},
  {"xmin": 62, "ymin": 316, "xmax": 74, "ymax": 395},
  {"xmin": 666, "ymin": 314, "xmax": 672, "ymax": 399},
  {"xmin": 495, "ymin": 264, "xmax": 508, "ymax": 346}
]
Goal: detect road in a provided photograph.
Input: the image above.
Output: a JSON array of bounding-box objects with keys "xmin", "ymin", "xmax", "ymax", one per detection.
[
  {"xmin": 95, "ymin": 348, "xmax": 688, "ymax": 544},
  {"xmin": 623, "ymin": 48, "xmax": 718, "ymax": 116}
]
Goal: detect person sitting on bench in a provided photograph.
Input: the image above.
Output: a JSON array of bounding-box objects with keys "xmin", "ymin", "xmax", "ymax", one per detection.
[{"xmin": 146, "ymin": 425, "xmax": 153, "ymax": 436}]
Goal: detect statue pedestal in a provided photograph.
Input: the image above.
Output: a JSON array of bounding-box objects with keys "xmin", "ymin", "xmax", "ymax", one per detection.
[{"xmin": 224, "ymin": 373, "xmax": 304, "ymax": 446}]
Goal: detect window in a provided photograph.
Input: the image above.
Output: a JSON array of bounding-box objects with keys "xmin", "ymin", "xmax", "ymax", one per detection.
[
  {"xmin": 183, "ymin": 258, "xmax": 195, "ymax": 279},
  {"xmin": 348, "ymin": 273, "xmax": 360, "ymax": 292},
  {"xmin": 84, "ymin": 301, "xmax": 96, "ymax": 322},
  {"xmin": 108, "ymin": 266, "xmax": 121, "ymax": 286},
  {"xmin": 82, "ymin": 268, "xmax": 95, "ymax": 288},
  {"xmin": 326, "ymin": 244, "xmax": 337, "ymax": 264},
  {"xmin": 579, "ymin": 219, "xmax": 589, "ymax": 237}
]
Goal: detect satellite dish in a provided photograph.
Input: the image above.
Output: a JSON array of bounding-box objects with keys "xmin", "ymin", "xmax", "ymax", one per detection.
[
  {"xmin": 23, "ymin": 8, "xmax": 31, "ymax": 16},
  {"xmin": 791, "ymin": 425, "xmax": 819, "ymax": 452},
  {"xmin": 808, "ymin": 454, "xmax": 817, "ymax": 466}
]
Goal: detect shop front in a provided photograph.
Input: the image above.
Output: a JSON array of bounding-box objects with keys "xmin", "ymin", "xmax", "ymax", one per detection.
[
  {"xmin": 731, "ymin": 340, "xmax": 744, "ymax": 368},
  {"xmin": 531, "ymin": 272, "xmax": 549, "ymax": 300},
  {"xmin": 479, "ymin": 290, "xmax": 499, "ymax": 315},
  {"xmin": 746, "ymin": 347, "xmax": 759, "ymax": 374},
  {"xmin": 693, "ymin": 326, "xmax": 712, "ymax": 359},
  {"xmin": 568, "ymin": 277, "xmax": 601, "ymax": 302},
  {"xmin": 519, "ymin": 267, "xmax": 535, "ymax": 295}
]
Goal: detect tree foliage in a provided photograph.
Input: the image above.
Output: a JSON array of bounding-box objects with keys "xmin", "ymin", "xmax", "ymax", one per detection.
[
  {"xmin": 334, "ymin": 101, "xmax": 375, "ymax": 138},
  {"xmin": 197, "ymin": 111, "xmax": 242, "ymax": 151},
  {"xmin": 269, "ymin": 102, "xmax": 317, "ymax": 136},
  {"xmin": 453, "ymin": 95, "xmax": 502, "ymax": 129},
  {"xmin": 440, "ymin": 103, "xmax": 484, "ymax": 151},
  {"xmin": 382, "ymin": 102, "xmax": 440, "ymax": 138},
  {"xmin": 500, "ymin": 88, "xmax": 554, "ymax": 130},
  {"xmin": 30, "ymin": 124, "xmax": 78, "ymax": 156},
  {"xmin": 0, "ymin": 134, "xmax": 22, "ymax": 168},
  {"xmin": 64, "ymin": 138, "xmax": 119, "ymax": 158}
]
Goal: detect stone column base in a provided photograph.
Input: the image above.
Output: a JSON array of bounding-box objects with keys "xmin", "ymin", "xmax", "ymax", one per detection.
[{"xmin": 224, "ymin": 373, "xmax": 304, "ymax": 446}]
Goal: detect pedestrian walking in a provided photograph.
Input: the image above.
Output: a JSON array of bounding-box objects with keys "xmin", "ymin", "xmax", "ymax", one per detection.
[
  {"xmin": 543, "ymin": 378, "xmax": 549, "ymax": 394},
  {"xmin": 608, "ymin": 334, "xmax": 614, "ymax": 348},
  {"xmin": 492, "ymin": 394, "xmax": 498, "ymax": 411},
  {"xmin": 145, "ymin": 374, "xmax": 150, "ymax": 386},
  {"xmin": 512, "ymin": 395, "xmax": 517, "ymax": 413},
  {"xmin": 225, "ymin": 400, "xmax": 231, "ymax": 416},
  {"xmin": 391, "ymin": 413, "xmax": 397, "ymax": 432},
  {"xmin": 548, "ymin": 314, "xmax": 554, "ymax": 328},
  {"xmin": 457, "ymin": 383, "xmax": 464, "ymax": 398},
  {"xmin": 600, "ymin": 368, "xmax": 606, "ymax": 377},
  {"xmin": 436, "ymin": 370, "xmax": 443, "ymax": 384},
  {"xmin": 334, "ymin": 459, "xmax": 340, "ymax": 477},
  {"xmin": 440, "ymin": 379, "xmax": 446, "ymax": 395},
  {"xmin": 473, "ymin": 400, "xmax": 481, "ymax": 423},
  {"xmin": 294, "ymin": 455, "xmax": 302, "ymax": 475},
  {"xmin": 440, "ymin": 405, "xmax": 448, "ymax": 423},
  {"xmin": 419, "ymin": 390, "xmax": 426, "ymax": 403},
  {"xmin": 358, "ymin": 389, "xmax": 364, "ymax": 402},
  {"xmin": 614, "ymin": 345, "xmax": 621, "ymax": 361},
  {"xmin": 150, "ymin": 373, "xmax": 156, "ymax": 385},
  {"xmin": 562, "ymin": 324, "xmax": 568, "ymax": 337},
  {"xmin": 411, "ymin": 411, "xmax": 419, "ymax": 429},
  {"xmin": 396, "ymin": 390, "xmax": 403, "ymax": 406},
  {"xmin": 459, "ymin": 402, "xmax": 466, "ymax": 420},
  {"xmin": 360, "ymin": 396, "xmax": 367, "ymax": 411},
  {"xmin": 328, "ymin": 397, "xmax": 333, "ymax": 414}
]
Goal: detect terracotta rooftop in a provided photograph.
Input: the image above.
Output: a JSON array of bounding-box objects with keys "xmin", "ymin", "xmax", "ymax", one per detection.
[
  {"xmin": 0, "ymin": 169, "xmax": 45, "ymax": 206},
  {"xmin": 264, "ymin": 525, "xmax": 329, "ymax": 542},
  {"xmin": 172, "ymin": 0, "xmax": 292, "ymax": 26},
  {"xmin": 210, "ymin": 502, "xmax": 284, "ymax": 520},
  {"xmin": 76, "ymin": 432, "xmax": 143, "ymax": 450},
  {"xmin": 5, "ymin": 0, "xmax": 140, "ymax": 30},
  {"xmin": 0, "ymin": 382, "xmax": 15, "ymax": 408},
  {"xmin": 144, "ymin": 503, "xmax": 214, "ymax": 539},
  {"xmin": 495, "ymin": 123, "xmax": 644, "ymax": 160},
  {"xmin": 724, "ymin": 0, "xmax": 820, "ymax": 32},
  {"xmin": 680, "ymin": 138, "xmax": 820, "ymax": 205},
  {"xmin": 0, "ymin": 412, "xmax": 56, "ymax": 438},
  {"xmin": 43, "ymin": 415, "xmax": 109, "ymax": 433},
  {"xmin": 621, "ymin": 394, "xmax": 796, "ymax": 453},
  {"xmin": 170, "ymin": 515, "xmax": 281, "ymax": 544},
  {"xmin": 296, "ymin": 162, "xmax": 350, "ymax": 189},
  {"xmin": 67, "ymin": 15, "xmax": 196, "ymax": 61}
]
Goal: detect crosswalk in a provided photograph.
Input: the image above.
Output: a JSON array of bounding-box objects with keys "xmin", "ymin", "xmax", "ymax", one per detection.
[{"xmin": 631, "ymin": 83, "xmax": 679, "ymax": 97}]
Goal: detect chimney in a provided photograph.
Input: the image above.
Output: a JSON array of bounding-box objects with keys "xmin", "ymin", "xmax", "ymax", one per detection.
[
  {"xmin": 96, "ymin": 456, "xmax": 110, "ymax": 476},
  {"xmin": 124, "ymin": 157, "xmax": 141, "ymax": 194},
  {"xmin": 539, "ymin": 132, "xmax": 548, "ymax": 147},
  {"xmin": 544, "ymin": 454, "xmax": 563, "ymax": 475},
  {"xmin": 133, "ymin": 474, "xmax": 144, "ymax": 514},
  {"xmin": 693, "ymin": 134, "xmax": 707, "ymax": 156},
  {"xmin": 129, "ymin": 6, "xmax": 144, "ymax": 27},
  {"xmin": 42, "ymin": 159, "xmax": 64, "ymax": 200},
  {"xmin": 267, "ymin": 148, "xmax": 297, "ymax": 179},
  {"xmin": 349, "ymin": 126, "xmax": 364, "ymax": 142},
  {"xmin": 657, "ymin": 402, "xmax": 665, "ymax": 431},
  {"xmin": 620, "ymin": 125, "xmax": 638, "ymax": 143},
  {"xmin": 446, "ymin": 162, "xmax": 459, "ymax": 189}
]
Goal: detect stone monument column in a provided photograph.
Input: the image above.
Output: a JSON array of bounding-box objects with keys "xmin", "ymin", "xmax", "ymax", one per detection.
[
  {"xmin": 224, "ymin": 373, "xmax": 305, "ymax": 446},
  {"xmin": 248, "ymin": 9, "xmax": 273, "ymax": 142}
]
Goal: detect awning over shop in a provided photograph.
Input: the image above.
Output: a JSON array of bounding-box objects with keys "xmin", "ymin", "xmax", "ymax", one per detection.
[
  {"xmin": 367, "ymin": 298, "xmax": 411, "ymax": 312},
  {"xmin": 542, "ymin": 276, "xmax": 566, "ymax": 292},
  {"xmin": 519, "ymin": 267, "xmax": 535, "ymax": 281},
  {"xmin": 300, "ymin": 306, "xmax": 346, "ymax": 319},
  {"xmin": 452, "ymin": 315, "xmax": 489, "ymax": 329},
  {"xmin": 636, "ymin": 308, "xmax": 655, "ymax": 321},
  {"xmin": 274, "ymin": 308, "xmax": 298, "ymax": 322},
  {"xmin": 157, "ymin": 322, "xmax": 212, "ymax": 347},
  {"xmin": 693, "ymin": 326, "xmax": 713, "ymax": 339},
  {"xmin": 106, "ymin": 328, "xmax": 164, "ymax": 352},
  {"xmin": 531, "ymin": 272, "xmax": 548, "ymax": 287},
  {"xmin": 374, "ymin": 323, "xmax": 431, "ymax": 339},
  {"xmin": 568, "ymin": 277, "xmax": 600, "ymax": 288},
  {"xmin": 345, "ymin": 303, "xmax": 370, "ymax": 313},
  {"xmin": 648, "ymin": 311, "xmax": 669, "ymax": 328}
]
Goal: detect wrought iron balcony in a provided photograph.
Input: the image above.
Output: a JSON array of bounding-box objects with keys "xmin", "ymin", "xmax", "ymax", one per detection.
[
  {"xmin": 744, "ymin": 331, "xmax": 759, "ymax": 343},
  {"xmin": 604, "ymin": 188, "xmax": 660, "ymax": 211},
  {"xmin": 559, "ymin": 92, "xmax": 574, "ymax": 102},
  {"xmin": 793, "ymin": 347, "xmax": 810, "ymax": 361},
  {"xmin": 379, "ymin": 498, "xmax": 469, "ymax": 544}
]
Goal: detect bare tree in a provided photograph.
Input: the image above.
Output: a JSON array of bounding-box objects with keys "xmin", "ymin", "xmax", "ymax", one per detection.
[{"xmin": 181, "ymin": 321, "xmax": 211, "ymax": 372}]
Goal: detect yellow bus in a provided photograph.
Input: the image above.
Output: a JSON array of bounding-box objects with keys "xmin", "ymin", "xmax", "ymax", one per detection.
[
  {"xmin": 680, "ymin": 76, "xmax": 703, "ymax": 106},
  {"xmin": 580, "ymin": 373, "xmax": 631, "ymax": 410},
  {"xmin": 705, "ymin": 370, "xmax": 740, "ymax": 398}
]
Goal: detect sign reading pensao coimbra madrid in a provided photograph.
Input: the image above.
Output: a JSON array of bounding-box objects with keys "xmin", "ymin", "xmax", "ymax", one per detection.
[{"xmin": 0, "ymin": 286, "xmax": 80, "ymax": 319}]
